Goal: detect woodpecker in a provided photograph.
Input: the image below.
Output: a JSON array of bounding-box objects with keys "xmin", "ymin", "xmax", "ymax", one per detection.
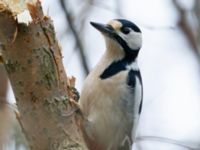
[{"xmin": 79, "ymin": 19, "xmax": 143, "ymax": 150}]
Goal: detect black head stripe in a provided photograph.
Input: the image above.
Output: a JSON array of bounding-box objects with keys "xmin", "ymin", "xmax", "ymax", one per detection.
[
  {"xmin": 100, "ymin": 19, "xmax": 141, "ymax": 80},
  {"xmin": 100, "ymin": 55, "xmax": 138, "ymax": 80},
  {"xmin": 113, "ymin": 33, "xmax": 130, "ymax": 51},
  {"xmin": 113, "ymin": 34, "xmax": 139, "ymax": 60},
  {"xmin": 100, "ymin": 59, "xmax": 127, "ymax": 79},
  {"xmin": 102, "ymin": 32, "xmax": 139, "ymax": 79},
  {"xmin": 116, "ymin": 19, "xmax": 141, "ymax": 33}
]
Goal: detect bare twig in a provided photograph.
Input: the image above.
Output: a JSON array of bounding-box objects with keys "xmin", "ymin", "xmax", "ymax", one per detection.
[
  {"xmin": 78, "ymin": 0, "xmax": 93, "ymax": 34},
  {"xmin": 173, "ymin": 0, "xmax": 200, "ymax": 56},
  {"xmin": 115, "ymin": 0, "xmax": 122, "ymax": 17},
  {"xmin": 136, "ymin": 136, "xmax": 199, "ymax": 150},
  {"xmin": 194, "ymin": 0, "xmax": 200, "ymax": 47},
  {"xmin": 92, "ymin": 1, "xmax": 121, "ymax": 16},
  {"xmin": 59, "ymin": 0, "xmax": 89, "ymax": 76}
]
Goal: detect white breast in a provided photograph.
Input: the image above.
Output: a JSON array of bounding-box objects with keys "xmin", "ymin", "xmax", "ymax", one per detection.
[
  {"xmin": 79, "ymin": 52, "xmax": 142, "ymax": 149},
  {"xmin": 80, "ymin": 69, "xmax": 142, "ymax": 148}
]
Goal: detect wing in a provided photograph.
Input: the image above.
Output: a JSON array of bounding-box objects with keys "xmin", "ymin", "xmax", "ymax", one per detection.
[{"xmin": 127, "ymin": 69, "xmax": 143, "ymax": 140}]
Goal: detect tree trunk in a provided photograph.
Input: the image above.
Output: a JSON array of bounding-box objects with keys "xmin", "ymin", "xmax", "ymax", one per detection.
[{"xmin": 0, "ymin": 1, "xmax": 87, "ymax": 150}]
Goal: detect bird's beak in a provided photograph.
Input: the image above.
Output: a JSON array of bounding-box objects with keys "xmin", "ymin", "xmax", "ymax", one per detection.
[{"xmin": 90, "ymin": 22, "xmax": 115, "ymax": 37}]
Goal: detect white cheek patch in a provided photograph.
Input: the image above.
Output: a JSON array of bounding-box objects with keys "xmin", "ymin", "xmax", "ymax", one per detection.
[{"xmin": 118, "ymin": 30, "xmax": 142, "ymax": 50}]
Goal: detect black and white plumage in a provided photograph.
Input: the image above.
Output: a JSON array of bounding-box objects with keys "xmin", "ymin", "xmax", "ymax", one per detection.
[{"xmin": 79, "ymin": 19, "xmax": 143, "ymax": 150}]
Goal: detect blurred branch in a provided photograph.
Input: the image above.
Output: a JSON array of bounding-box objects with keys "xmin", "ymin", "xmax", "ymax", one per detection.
[
  {"xmin": 78, "ymin": 0, "xmax": 93, "ymax": 34},
  {"xmin": 136, "ymin": 136, "xmax": 199, "ymax": 150},
  {"xmin": 59, "ymin": 0, "xmax": 89, "ymax": 76},
  {"xmin": 0, "ymin": 65, "xmax": 13, "ymax": 148},
  {"xmin": 78, "ymin": 0, "xmax": 123, "ymax": 42},
  {"xmin": 115, "ymin": 0, "xmax": 122, "ymax": 17},
  {"xmin": 194, "ymin": 0, "xmax": 200, "ymax": 48},
  {"xmin": 89, "ymin": 0, "xmax": 123, "ymax": 17},
  {"xmin": 173, "ymin": 0, "xmax": 200, "ymax": 56}
]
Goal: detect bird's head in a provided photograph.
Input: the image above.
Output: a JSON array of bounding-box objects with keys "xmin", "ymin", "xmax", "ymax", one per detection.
[{"xmin": 90, "ymin": 19, "xmax": 142, "ymax": 59}]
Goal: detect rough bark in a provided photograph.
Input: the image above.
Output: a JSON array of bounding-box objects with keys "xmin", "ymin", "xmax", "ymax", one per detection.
[{"xmin": 0, "ymin": 1, "xmax": 87, "ymax": 150}]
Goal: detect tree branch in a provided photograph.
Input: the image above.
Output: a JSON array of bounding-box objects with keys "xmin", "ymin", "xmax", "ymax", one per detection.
[{"xmin": 194, "ymin": 0, "xmax": 200, "ymax": 48}]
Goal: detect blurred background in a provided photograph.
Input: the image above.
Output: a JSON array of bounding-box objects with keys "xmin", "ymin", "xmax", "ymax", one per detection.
[{"xmin": 1, "ymin": 0, "xmax": 200, "ymax": 149}]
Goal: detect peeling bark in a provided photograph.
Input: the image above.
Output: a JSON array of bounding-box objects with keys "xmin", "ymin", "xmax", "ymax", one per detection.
[{"xmin": 0, "ymin": 1, "xmax": 87, "ymax": 150}]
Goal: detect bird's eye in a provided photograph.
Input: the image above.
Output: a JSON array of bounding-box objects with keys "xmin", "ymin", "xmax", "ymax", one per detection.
[{"xmin": 121, "ymin": 27, "xmax": 130, "ymax": 34}]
